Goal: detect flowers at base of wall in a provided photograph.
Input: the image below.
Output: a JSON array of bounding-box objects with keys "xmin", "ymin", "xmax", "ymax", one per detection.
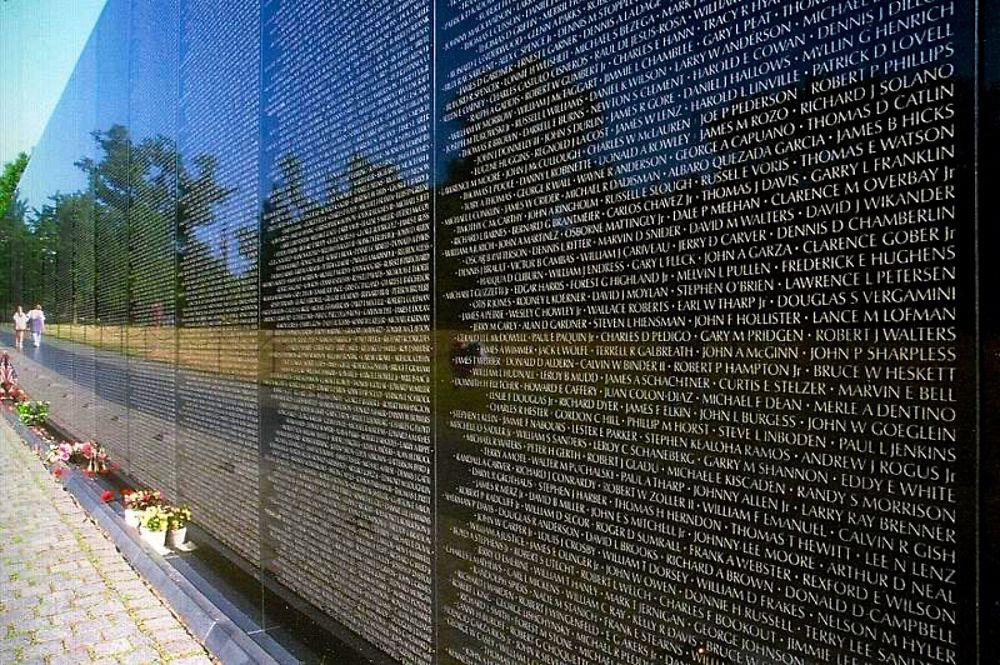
[
  {"xmin": 122, "ymin": 489, "xmax": 163, "ymax": 528},
  {"xmin": 44, "ymin": 440, "xmax": 110, "ymax": 474},
  {"xmin": 166, "ymin": 505, "xmax": 191, "ymax": 531},
  {"xmin": 165, "ymin": 505, "xmax": 192, "ymax": 547},
  {"xmin": 139, "ymin": 506, "xmax": 170, "ymax": 548},
  {"xmin": 122, "ymin": 489, "xmax": 162, "ymax": 511},
  {"xmin": 16, "ymin": 400, "xmax": 49, "ymax": 426},
  {"xmin": 140, "ymin": 506, "xmax": 169, "ymax": 532}
]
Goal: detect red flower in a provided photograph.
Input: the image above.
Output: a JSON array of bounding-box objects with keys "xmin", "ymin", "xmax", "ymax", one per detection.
[
  {"xmin": 52, "ymin": 467, "xmax": 66, "ymax": 478},
  {"xmin": 100, "ymin": 490, "xmax": 113, "ymax": 503},
  {"xmin": 84, "ymin": 470, "xmax": 95, "ymax": 478}
]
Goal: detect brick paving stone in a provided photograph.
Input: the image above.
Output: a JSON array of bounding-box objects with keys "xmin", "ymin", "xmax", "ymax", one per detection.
[
  {"xmin": 122, "ymin": 594, "xmax": 162, "ymax": 611},
  {"xmin": 50, "ymin": 608, "xmax": 90, "ymax": 624},
  {"xmin": 73, "ymin": 591, "xmax": 110, "ymax": 609},
  {"xmin": 16, "ymin": 579, "xmax": 51, "ymax": 594},
  {"xmin": 134, "ymin": 606, "xmax": 174, "ymax": 622},
  {"xmin": 49, "ymin": 561, "xmax": 84, "ymax": 574},
  {"xmin": 20, "ymin": 637, "xmax": 67, "ymax": 660},
  {"xmin": 156, "ymin": 627, "xmax": 199, "ymax": 645},
  {"xmin": 18, "ymin": 615, "xmax": 60, "ymax": 632},
  {"xmin": 92, "ymin": 598, "xmax": 129, "ymax": 616},
  {"xmin": 119, "ymin": 648, "xmax": 164, "ymax": 665},
  {"xmin": 71, "ymin": 621, "xmax": 104, "ymax": 644},
  {"xmin": 100, "ymin": 620, "xmax": 146, "ymax": 641},
  {"xmin": 65, "ymin": 629, "xmax": 103, "ymax": 652},
  {"xmin": 161, "ymin": 638, "xmax": 205, "ymax": 658},
  {"xmin": 31, "ymin": 624, "xmax": 72, "ymax": 643},
  {"xmin": 74, "ymin": 582, "xmax": 110, "ymax": 597},
  {"xmin": 141, "ymin": 615, "xmax": 185, "ymax": 632},
  {"xmin": 0, "ymin": 418, "xmax": 213, "ymax": 665},
  {"xmin": 171, "ymin": 655, "xmax": 215, "ymax": 665},
  {"xmin": 48, "ymin": 645, "xmax": 96, "ymax": 665},
  {"xmin": 0, "ymin": 634, "xmax": 30, "ymax": 653},
  {"xmin": 91, "ymin": 635, "xmax": 134, "ymax": 657}
]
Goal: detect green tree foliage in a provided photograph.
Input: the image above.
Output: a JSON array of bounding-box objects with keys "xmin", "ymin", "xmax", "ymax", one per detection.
[
  {"xmin": 1, "ymin": 128, "xmax": 240, "ymax": 324},
  {"xmin": 0, "ymin": 152, "xmax": 29, "ymax": 221}
]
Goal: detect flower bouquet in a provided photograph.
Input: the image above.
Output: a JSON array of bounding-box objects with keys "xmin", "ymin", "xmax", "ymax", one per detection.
[
  {"xmin": 44, "ymin": 441, "xmax": 110, "ymax": 474},
  {"xmin": 78, "ymin": 441, "xmax": 109, "ymax": 474}
]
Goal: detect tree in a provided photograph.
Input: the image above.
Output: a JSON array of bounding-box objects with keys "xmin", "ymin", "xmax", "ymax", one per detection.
[
  {"xmin": 0, "ymin": 152, "xmax": 29, "ymax": 221},
  {"xmin": 1, "ymin": 126, "xmax": 239, "ymax": 326}
]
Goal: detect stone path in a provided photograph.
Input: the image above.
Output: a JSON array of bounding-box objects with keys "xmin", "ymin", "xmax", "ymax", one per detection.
[{"xmin": 0, "ymin": 418, "xmax": 213, "ymax": 665}]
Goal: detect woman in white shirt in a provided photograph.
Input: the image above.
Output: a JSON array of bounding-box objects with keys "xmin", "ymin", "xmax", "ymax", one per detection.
[{"xmin": 12, "ymin": 306, "xmax": 27, "ymax": 350}]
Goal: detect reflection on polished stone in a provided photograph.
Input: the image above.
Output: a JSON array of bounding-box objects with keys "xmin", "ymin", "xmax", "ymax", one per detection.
[{"xmin": 3, "ymin": 0, "xmax": 982, "ymax": 663}]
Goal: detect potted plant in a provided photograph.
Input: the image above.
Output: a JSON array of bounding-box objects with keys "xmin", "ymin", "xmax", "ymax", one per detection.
[
  {"xmin": 121, "ymin": 490, "xmax": 141, "ymax": 527},
  {"xmin": 165, "ymin": 505, "xmax": 192, "ymax": 547},
  {"xmin": 123, "ymin": 489, "xmax": 162, "ymax": 528},
  {"xmin": 139, "ymin": 506, "xmax": 168, "ymax": 548}
]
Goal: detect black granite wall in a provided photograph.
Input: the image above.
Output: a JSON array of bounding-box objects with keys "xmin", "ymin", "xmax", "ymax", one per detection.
[{"xmin": 8, "ymin": 0, "xmax": 988, "ymax": 662}]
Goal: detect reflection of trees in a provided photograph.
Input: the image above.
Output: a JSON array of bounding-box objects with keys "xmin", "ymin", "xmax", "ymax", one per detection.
[
  {"xmin": 1, "ymin": 197, "xmax": 36, "ymax": 312},
  {"xmin": 261, "ymin": 152, "xmax": 429, "ymax": 329},
  {"xmin": 3, "ymin": 125, "xmax": 243, "ymax": 326}
]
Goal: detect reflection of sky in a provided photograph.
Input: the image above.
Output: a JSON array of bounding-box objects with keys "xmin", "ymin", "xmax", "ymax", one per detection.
[
  {"xmin": 0, "ymin": 0, "xmax": 107, "ymax": 165},
  {"xmin": 178, "ymin": 0, "xmax": 260, "ymax": 274},
  {"xmin": 17, "ymin": 0, "xmax": 130, "ymax": 212},
  {"xmin": 130, "ymin": 0, "xmax": 178, "ymax": 145},
  {"xmin": 16, "ymin": 22, "xmax": 98, "ymax": 211},
  {"xmin": 259, "ymin": 0, "xmax": 431, "ymax": 202},
  {"xmin": 435, "ymin": 0, "xmax": 976, "ymax": 189},
  {"xmin": 18, "ymin": 0, "xmax": 976, "ymax": 251}
]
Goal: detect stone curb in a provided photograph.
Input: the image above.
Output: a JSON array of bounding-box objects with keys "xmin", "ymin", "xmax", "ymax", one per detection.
[{"xmin": 2, "ymin": 407, "xmax": 289, "ymax": 665}]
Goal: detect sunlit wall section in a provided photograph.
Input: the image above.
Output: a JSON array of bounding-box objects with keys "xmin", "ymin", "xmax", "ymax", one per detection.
[
  {"xmin": 176, "ymin": 0, "xmax": 262, "ymax": 566},
  {"xmin": 258, "ymin": 0, "xmax": 433, "ymax": 659},
  {"xmin": 89, "ymin": 0, "xmax": 131, "ymax": 468},
  {"xmin": 126, "ymin": 0, "xmax": 180, "ymax": 499},
  {"xmin": 8, "ymin": 12, "xmax": 100, "ymax": 442}
]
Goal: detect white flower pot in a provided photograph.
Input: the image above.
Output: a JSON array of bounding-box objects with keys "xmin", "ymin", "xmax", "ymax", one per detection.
[
  {"xmin": 167, "ymin": 527, "xmax": 187, "ymax": 548},
  {"xmin": 124, "ymin": 509, "xmax": 141, "ymax": 528},
  {"xmin": 141, "ymin": 528, "xmax": 166, "ymax": 549}
]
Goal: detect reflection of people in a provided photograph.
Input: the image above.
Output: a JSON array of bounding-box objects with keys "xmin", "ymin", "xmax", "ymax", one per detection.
[
  {"xmin": 12, "ymin": 306, "xmax": 27, "ymax": 350},
  {"xmin": 27, "ymin": 304, "xmax": 45, "ymax": 348}
]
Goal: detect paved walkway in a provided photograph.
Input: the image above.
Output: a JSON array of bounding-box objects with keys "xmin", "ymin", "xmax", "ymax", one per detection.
[{"xmin": 0, "ymin": 418, "xmax": 213, "ymax": 665}]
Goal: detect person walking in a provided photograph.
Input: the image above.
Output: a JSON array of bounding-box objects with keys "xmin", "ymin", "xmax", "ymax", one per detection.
[
  {"xmin": 27, "ymin": 304, "xmax": 45, "ymax": 348},
  {"xmin": 12, "ymin": 306, "xmax": 27, "ymax": 350}
]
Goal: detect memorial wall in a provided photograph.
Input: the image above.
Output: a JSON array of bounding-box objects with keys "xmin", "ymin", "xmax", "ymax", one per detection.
[{"xmin": 5, "ymin": 0, "xmax": 991, "ymax": 662}]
